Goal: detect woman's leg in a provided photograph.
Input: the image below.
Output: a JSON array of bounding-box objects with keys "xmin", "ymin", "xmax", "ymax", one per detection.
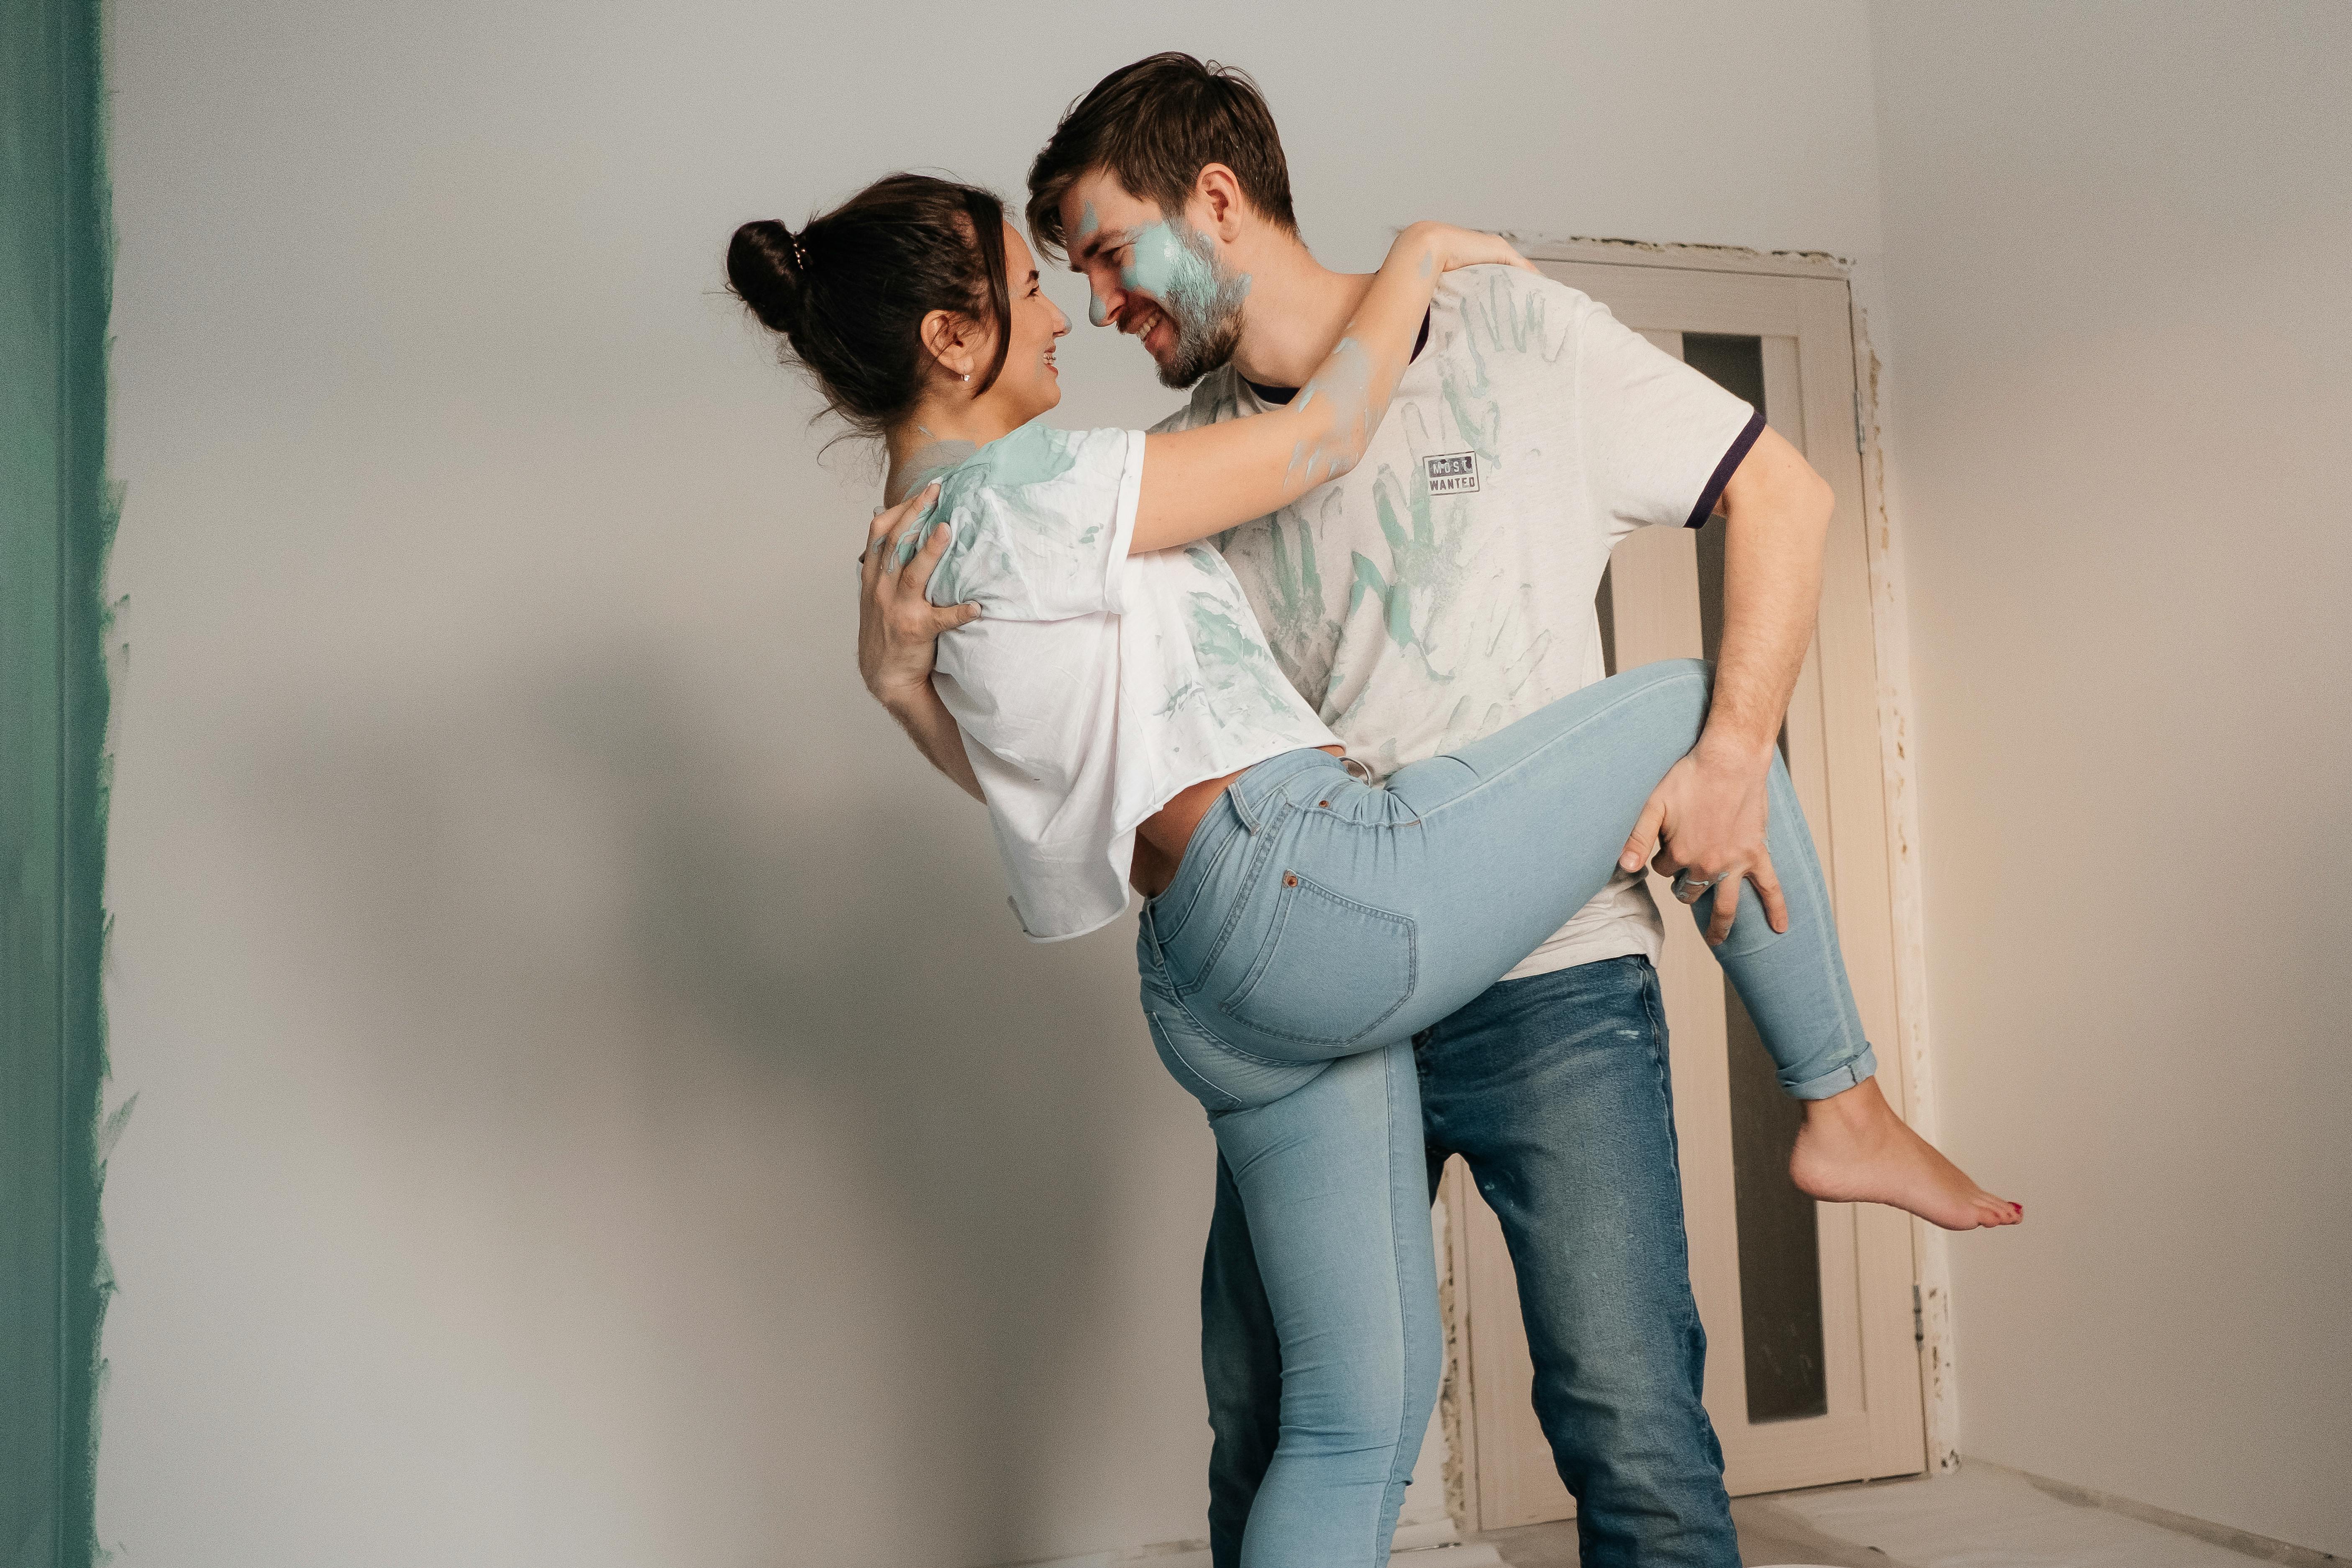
[
  {"xmin": 1144, "ymin": 920, "xmax": 1444, "ymax": 1568},
  {"xmin": 1166, "ymin": 660, "xmax": 2012, "ymax": 1229},
  {"xmin": 1206, "ymin": 1041, "xmax": 1441, "ymax": 1568},
  {"xmin": 1396, "ymin": 661, "xmax": 2015, "ymax": 1228},
  {"xmin": 1184, "ymin": 662, "xmax": 1838, "ymax": 1056}
]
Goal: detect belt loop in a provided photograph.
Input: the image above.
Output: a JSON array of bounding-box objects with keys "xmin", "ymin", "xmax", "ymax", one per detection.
[
  {"xmin": 1226, "ymin": 784, "xmax": 1263, "ymax": 833},
  {"xmin": 1226, "ymin": 748, "xmax": 1333, "ymax": 834}
]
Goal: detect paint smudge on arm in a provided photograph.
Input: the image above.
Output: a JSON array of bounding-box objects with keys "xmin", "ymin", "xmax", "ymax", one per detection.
[{"xmin": 1285, "ymin": 336, "xmax": 1377, "ymax": 488}]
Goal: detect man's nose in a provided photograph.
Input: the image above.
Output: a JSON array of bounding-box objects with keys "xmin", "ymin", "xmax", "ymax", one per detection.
[{"xmin": 1087, "ymin": 277, "xmax": 1122, "ymax": 329}]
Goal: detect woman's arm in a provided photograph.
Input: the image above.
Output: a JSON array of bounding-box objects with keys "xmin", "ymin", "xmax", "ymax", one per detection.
[
  {"xmin": 859, "ymin": 488, "xmax": 984, "ymax": 801},
  {"xmin": 1130, "ymin": 223, "xmax": 1537, "ymax": 554}
]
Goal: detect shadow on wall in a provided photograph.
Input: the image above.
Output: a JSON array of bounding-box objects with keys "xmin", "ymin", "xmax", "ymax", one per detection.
[{"xmin": 226, "ymin": 638, "xmax": 1155, "ymax": 1560}]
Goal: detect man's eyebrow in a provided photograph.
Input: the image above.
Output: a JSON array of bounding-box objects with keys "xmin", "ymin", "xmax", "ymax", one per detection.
[{"xmin": 1071, "ymin": 226, "xmax": 1132, "ymax": 267}]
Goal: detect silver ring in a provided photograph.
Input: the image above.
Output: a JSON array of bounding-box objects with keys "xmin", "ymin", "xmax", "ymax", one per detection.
[{"xmin": 1672, "ymin": 870, "xmax": 1718, "ymax": 899}]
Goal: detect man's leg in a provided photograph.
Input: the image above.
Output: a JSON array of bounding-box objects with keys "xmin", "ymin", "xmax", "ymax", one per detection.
[
  {"xmin": 1418, "ymin": 955, "xmax": 1740, "ymax": 1568},
  {"xmin": 1202, "ymin": 1151, "xmax": 1282, "ymax": 1568}
]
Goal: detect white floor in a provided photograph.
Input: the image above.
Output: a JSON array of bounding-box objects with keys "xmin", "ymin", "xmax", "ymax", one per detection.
[
  {"xmin": 1033, "ymin": 1463, "xmax": 2315, "ymax": 1568},
  {"xmin": 1767, "ymin": 1466, "xmax": 2297, "ymax": 1568},
  {"xmin": 1481, "ymin": 1464, "xmax": 2316, "ymax": 1568}
]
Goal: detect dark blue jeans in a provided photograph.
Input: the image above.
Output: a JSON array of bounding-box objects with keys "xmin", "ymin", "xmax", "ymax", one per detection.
[{"xmin": 1201, "ymin": 954, "xmax": 1740, "ymax": 1568}]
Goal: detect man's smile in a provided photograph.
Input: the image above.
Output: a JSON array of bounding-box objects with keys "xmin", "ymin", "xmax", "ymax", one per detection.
[{"xmin": 1122, "ymin": 300, "xmax": 1173, "ymax": 356}]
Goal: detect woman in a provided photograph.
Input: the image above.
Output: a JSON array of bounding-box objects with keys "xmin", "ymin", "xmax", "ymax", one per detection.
[{"xmin": 728, "ymin": 173, "xmax": 2014, "ymax": 1568}]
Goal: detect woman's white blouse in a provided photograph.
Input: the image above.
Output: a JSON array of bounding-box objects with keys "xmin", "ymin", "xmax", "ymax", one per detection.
[{"xmin": 910, "ymin": 421, "xmax": 1338, "ymax": 940}]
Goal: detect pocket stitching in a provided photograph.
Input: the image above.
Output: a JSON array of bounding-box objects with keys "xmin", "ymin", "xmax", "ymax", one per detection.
[
  {"xmin": 1175, "ymin": 800, "xmax": 1294, "ymax": 998},
  {"xmin": 1149, "ymin": 810, "xmax": 1243, "ymax": 952},
  {"xmin": 1217, "ymin": 871, "xmax": 1417, "ymax": 1047}
]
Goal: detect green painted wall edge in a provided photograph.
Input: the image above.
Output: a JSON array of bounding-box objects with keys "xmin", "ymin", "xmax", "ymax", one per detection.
[{"xmin": 2, "ymin": 0, "xmax": 115, "ymax": 1562}]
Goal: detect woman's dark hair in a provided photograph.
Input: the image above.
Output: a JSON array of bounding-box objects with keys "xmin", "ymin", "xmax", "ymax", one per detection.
[{"xmin": 728, "ymin": 173, "xmax": 1012, "ymax": 436}]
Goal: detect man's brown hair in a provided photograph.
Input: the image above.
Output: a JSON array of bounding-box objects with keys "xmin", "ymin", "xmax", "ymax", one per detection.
[{"xmin": 1025, "ymin": 53, "xmax": 1298, "ymax": 262}]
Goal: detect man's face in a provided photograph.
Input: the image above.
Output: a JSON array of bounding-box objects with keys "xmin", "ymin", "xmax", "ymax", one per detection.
[{"xmin": 1057, "ymin": 169, "xmax": 1249, "ymax": 390}]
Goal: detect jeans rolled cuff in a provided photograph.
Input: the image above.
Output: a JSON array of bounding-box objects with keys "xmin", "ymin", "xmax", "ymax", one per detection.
[{"xmin": 1781, "ymin": 1041, "xmax": 1878, "ymax": 1102}]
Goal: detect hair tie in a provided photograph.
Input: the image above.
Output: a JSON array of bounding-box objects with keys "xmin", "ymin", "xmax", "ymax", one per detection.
[{"xmin": 790, "ymin": 235, "xmax": 809, "ymax": 270}]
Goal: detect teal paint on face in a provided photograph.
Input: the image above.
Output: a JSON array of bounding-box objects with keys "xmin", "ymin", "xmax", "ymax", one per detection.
[
  {"xmin": 1081, "ymin": 202, "xmax": 1112, "ymax": 328},
  {"xmin": 1072, "ymin": 203, "xmax": 1130, "ymax": 330},
  {"xmin": 1118, "ymin": 217, "xmax": 1251, "ymax": 343}
]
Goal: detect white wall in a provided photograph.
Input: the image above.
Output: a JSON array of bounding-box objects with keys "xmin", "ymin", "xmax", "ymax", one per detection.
[
  {"xmin": 97, "ymin": 4, "xmax": 1891, "ymax": 1564},
  {"xmin": 1868, "ymin": 2, "xmax": 2352, "ymax": 1554}
]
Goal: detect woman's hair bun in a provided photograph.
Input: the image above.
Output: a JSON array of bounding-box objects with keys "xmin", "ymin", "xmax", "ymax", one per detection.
[
  {"xmin": 727, "ymin": 174, "xmax": 1012, "ymax": 438},
  {"xmin": 727, "ymin": 218, "xmax": 804, "ymax": 336}
]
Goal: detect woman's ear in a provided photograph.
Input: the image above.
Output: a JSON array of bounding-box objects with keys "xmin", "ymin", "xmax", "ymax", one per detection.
[{"xmin": 918, "ymin": 308, "xmax": 978, "ymax": 382}]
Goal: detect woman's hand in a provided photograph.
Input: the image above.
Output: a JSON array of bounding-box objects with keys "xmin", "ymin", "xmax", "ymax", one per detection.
[
  {"xmin": 857, "ymin": 481, "xmax": 979, "ymax": 707},
  {"xmin": 1396, "ymin": 220, "xmax": 1540, "ymax": 277}
]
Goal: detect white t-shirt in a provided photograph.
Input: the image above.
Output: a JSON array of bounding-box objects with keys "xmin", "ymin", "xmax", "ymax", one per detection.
[
  {"xmin": 912, "ymin": 420, "xmax": 1339, "ymax": 941},
  {"xmin": 1153, "ymin": 267, "xmax": 1760, "ymax": 979}
]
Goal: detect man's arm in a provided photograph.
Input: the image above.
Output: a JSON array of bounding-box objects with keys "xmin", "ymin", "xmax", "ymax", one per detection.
[
  {"xmin": 858, "ymin": 483, "xmax": 984, "ymax": 802},
  {"xmin": 1617, "ymin": 424, "xmax": 1834, "ymax": 942}
]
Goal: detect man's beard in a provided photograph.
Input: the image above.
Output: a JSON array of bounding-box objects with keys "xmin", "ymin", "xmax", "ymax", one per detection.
[
  {"xmin": 1140, "ymin": 218, "xmax": 1250, "ymax": 389},
  {"xmin": 1156, "ymin": 301, "xmax": 1243, "ymax": 390}
]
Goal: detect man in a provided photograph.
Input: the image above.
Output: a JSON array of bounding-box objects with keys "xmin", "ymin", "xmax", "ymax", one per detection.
[{"xmin": 859, "ymin": 52, "xmax": 1980, "ymax": 1568}]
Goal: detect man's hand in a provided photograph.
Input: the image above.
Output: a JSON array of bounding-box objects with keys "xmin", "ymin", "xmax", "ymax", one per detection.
[
  {"xmin": 1619, "ymin": 423, "xmax": 1829, "ymax": 946},
  {"xmin": 858, "ymin": 481, "xmax": 979, "ymax": 705},
  {"xmin": 1617, "ymin": 735, "xmax": 1789, "ymax": 945}
]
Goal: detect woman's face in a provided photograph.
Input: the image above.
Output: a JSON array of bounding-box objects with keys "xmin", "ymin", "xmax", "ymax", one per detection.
[{"xmin": 973, "ymin": 222, "xmax": 1070, "ymax": 423}]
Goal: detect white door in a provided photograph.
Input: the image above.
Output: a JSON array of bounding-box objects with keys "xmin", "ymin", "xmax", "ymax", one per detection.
[{"xmin": 1442, "ymin": 253, "xmax": 1926, "ymax": 1530}]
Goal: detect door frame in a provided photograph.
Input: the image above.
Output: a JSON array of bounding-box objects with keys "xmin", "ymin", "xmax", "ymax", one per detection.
[
  {"xmin": 1438, "ymin": 235, "xmax": 1957, "ymax": 1531},
  {"xmin": 1, "ymin": 0, "xmax": 115, "ymax": 1563}
]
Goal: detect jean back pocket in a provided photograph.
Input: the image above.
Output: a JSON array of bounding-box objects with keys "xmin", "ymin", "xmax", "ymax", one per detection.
[{"xmin": 1219, "ymin": 872, "xmax": 1415, "ymax": 1047}]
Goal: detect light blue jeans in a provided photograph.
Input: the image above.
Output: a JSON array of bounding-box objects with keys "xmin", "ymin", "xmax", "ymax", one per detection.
[{"xmin": 1135, "ymin": 659, "xmax": 1875, "ymax": 1568}]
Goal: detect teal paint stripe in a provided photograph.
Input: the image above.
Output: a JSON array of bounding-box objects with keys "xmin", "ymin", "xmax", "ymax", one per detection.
[{"xmin": 2, "ymin": 0, "xmax": 115, "ymax": 1562}]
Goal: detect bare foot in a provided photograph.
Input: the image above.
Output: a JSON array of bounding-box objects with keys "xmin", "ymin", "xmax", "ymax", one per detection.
[{"xmin": 1790, "ymin": 1077, "xmax": 2021, "ymax": 1231}]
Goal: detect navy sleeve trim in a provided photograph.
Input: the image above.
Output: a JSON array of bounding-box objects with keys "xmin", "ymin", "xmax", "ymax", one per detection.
[{"xmin": 1685, "ymin": 409, "xmax": 1766, "ymax": 529}]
